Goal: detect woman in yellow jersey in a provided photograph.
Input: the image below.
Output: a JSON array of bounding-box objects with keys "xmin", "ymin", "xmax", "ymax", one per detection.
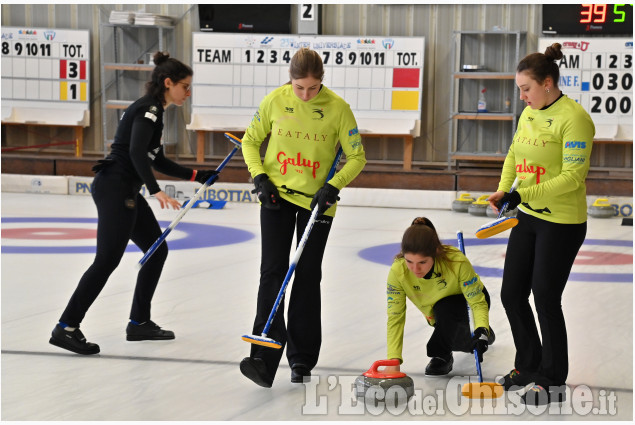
[
  {"xmin": 383, "ymin": 217, "xmax": 495, "ymax": 377},
  {"xmin": 239, "ymin": 48, "xmax": 366, "ymax": 387},
  {"xmin": 487, "ymin": 43, "xmax": 594, "ymax": 406}
]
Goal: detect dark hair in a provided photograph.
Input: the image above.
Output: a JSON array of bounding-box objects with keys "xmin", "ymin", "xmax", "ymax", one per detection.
[
  {"xmin": 288, "ymin": 47, "xmax": 324, "ymax": 82},
  {"xmin": 395, "ymin": 217, "xmax": 452, "ymax": 263},
  {"xmin": 146, "ymin": 51, "xmax": 193, "ymax": 104},
  {"xmin": 516, "ymin": 43, "xmax": 563, "ymax": 87}
]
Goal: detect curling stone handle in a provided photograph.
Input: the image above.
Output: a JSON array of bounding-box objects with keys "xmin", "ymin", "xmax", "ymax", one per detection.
[{"xmin": 363, "ymin": 359, "xmax": 407, "ymax": 379}]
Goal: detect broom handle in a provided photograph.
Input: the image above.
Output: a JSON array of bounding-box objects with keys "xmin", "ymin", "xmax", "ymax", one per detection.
[
  {"xmin": 497, "ymin": 177, "xmax": 520, "ymax": 218},
  {"xmin": 457, "ymin": 231, "xmax": 484, "ymax": 384}
]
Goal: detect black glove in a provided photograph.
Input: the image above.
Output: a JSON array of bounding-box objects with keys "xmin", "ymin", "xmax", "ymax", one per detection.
[
  {"xmin": 471, "ymin": 327, "xmax": 490, "ymax": 363},
  {"xmin": 310, "ymin": 183, "xmax": 340, "ymax": 216},
  {"xmin": 194, "ymin": 169, "xmax": 219, "ymax": 185},
  {"xmin": 252, "ymin": 174, "xmax": 281, "ymax": 210},
  {"xmin": 496, "ymin": 191, "xmax": 521, "ymax": 213}
]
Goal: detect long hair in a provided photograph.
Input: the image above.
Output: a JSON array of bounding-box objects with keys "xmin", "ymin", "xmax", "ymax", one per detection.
[
  {"xmin": 145, "ymin": 51, "xmax": 193, "ymax": 104},
  {"xmin": 516, "ymin": 43, "xmax": 564, "ymax": 87},
  {"xmin": 394, "ymin": 217, "xmax": 452, "ymax": 263},
  {"xmin": 287, "ymin": 47, "xmax": 324, "ymax": 83}
]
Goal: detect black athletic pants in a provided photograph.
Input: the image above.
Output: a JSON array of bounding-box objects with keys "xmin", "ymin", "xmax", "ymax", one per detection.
[
  {"xmin": 250, "ymin": 198, "xmax": 333, "ymax": 380},
  {"xmin": 500, "ymin": 211, "xmax": 586, "ymax": 387},
  {"xmin": 59, "ymin": 164, "xmax": 168, "ymax": 327},
  {"xmin": 427, "ymin": 287, "xmax": 491, "ymax": 358}
]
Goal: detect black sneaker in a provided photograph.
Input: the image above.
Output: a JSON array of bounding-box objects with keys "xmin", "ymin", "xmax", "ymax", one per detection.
[
  {"xmin": 497, "ymin": 368, "xmax": 534, "ymax": 391},
  {"xmin": 126, "ymin": 320, "xmax": 175, "ymax": 341},
  {"xmin": 425, "ymin": 354, "xmax": 453, "ymax": 376},
  {"xmin": 240, "ymin": 357, "xmax": 273, "ymax": 388},
  {"xmin": 291, "ymin": 363, "xmax": 311, "ymax": 383},
  {"xmin": 521, "ymin": 384, "xmax": 567, "ymax": 406},
  {"xmin": 49, "ymin": 324, "xmax": 100, "ymax": 355}
]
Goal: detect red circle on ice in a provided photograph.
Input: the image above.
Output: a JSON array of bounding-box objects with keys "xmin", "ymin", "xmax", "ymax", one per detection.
[{"xmin": 1, "ymin": 227, "xmax": 97, "ymax": 240}]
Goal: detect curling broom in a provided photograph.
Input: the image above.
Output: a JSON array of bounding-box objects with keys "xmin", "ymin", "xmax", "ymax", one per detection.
[
  {"xmin": 137, "ymin": 133, "xmax": 242, "ymax": 268},
  {"xmin": 242, "ymin": 146, "xmax": 344, "ymax": 349},
  {"xmin": 457, "ymin": 231, "xmax": 503, "ymax": 399},
  {"xmin": 475, "ymin": 177, "xmax": 520, "ymax": 239}
]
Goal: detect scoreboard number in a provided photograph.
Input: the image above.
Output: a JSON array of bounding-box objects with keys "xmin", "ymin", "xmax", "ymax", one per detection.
[
  {"xmin": 190, "ymin": 33, "xmax": 425, "ymax": 134},
  {"xmin": 539, "ymin": 37, "xmax": 632, "ymax": 136},
  {"xmin": 1, "ymin": 27, "xmax": 89, "ymax": 105}
]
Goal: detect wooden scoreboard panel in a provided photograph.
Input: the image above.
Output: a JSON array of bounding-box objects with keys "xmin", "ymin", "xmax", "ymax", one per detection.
[
  {"xmin": 189, "ymin": 33, "xmax": 424, "ymax": 134},
  {"xmin": 1, "ymin": 27, "xmax": 90, "ymax": 126},
  {"xmin": 538, "ymin": 37, "xmax": 632, "ymax": 139}
]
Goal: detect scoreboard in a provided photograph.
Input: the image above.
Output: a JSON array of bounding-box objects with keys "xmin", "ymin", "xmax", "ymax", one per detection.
[
  {"xmin": 188, "ymin": 33, "xmax": 424, "ymax": 134},
  {"xmin": 1, "ymin": 27, "xmax": 90, "ymax": 126},
  {"xmin": 538, "ymin": 37, "xmax": 632, "ymax": 139}
]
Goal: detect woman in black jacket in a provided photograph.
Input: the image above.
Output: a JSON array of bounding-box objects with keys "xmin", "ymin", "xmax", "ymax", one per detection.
[{"xmin": 50, "ymin": 52, "xmax": 218, "ymax": 355}]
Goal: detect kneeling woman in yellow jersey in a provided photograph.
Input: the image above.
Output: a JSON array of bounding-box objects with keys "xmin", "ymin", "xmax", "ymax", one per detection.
[{"xmin": 384, "ymin": 217, "xmax": 495, "ymax": 376}]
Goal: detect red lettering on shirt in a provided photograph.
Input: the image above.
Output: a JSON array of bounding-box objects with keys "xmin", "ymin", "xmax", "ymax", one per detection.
[
  {"xmin": 277, "ymin": 151, "xmax": 321, "ymax": 178},
  {"xmin": 516, "ymin": 158, "xmax": 546, "ymax": 184}
]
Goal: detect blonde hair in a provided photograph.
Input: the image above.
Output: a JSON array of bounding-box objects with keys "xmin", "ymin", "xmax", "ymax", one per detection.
[{"xmin": 288, "ymin": 47, "xmax": 324, "ymax": 82}]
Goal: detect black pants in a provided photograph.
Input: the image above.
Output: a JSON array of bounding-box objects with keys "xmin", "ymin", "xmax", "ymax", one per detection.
[
  {"xmin": 250, "ymin": 198, "xmax": 333, "ymax": 380},
  {"xmin": 500, "ymin": 211, "xmax": 586, "ymax": 387},
  {"xmin": 427, "ymin": 287, "xmax": 491, "ymax": 358},
  {"xmin": 59, "ymin": 164, "xmax": 168, "ymax": 327}
]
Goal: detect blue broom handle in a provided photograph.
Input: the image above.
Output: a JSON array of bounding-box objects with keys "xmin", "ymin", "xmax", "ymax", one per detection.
[
  {"xmin": 261, "ymin": 147, "xmax": 344, "ymax": 337},
  {"xmin": 497, "ymin": 177, "xmax": 520, "ymax": 219},
  {"xmin": 457, "ymin": 231, "xmax": 484, "ymax": 384},
  {"xmin": 138, "ymin": 135, "xmax": 241, "ymax": 267}
]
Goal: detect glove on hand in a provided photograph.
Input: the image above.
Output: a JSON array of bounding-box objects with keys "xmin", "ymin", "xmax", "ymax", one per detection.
[
  {"xmin": 471, "ymin": 327, "xmax": 490, "ymax": 363},
  {"xmin": 310, "ymin": 183, "xmax": 340, "ymax": 216},
  {"xmin": 252, "ymin": 174, "xmax": 281, "ymax": 210},
  {"xmin": 496, "ymin": 191, "xmax": 521, "ymax": 213},
  {"xmin": 195, "ymin": 170, "xmax": 219, "ymax": 185}
]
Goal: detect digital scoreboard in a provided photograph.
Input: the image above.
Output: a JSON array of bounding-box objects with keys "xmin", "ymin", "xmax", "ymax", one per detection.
[{"xmin": 543, "ymin": 4, "xmax": 633, "ymax": 35}]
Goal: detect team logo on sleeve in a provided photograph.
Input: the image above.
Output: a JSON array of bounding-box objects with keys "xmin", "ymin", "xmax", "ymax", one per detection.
[
  {"xmin": 349, "ymin": 127, "xmax": 359, "ymax": 136},
  {"xmin": 145, "ymin": 105, "xmax": 159, "ymax": 122}
]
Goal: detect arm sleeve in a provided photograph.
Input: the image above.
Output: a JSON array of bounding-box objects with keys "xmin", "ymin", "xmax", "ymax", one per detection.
[
  {"xmin": 241, "ymin": 101, "xmax": 272, "ymax": 179},
  {"xmin": 497, "ymin": 140, "xmax": 518, "ymax": 193},
  {"xmin": 516, "ymin": 116, "xmax": 595, "ymax": 203},
  {"xmin": 327, "ymin": 106, "xmax": 366, "ymax": 190},
  {"xmin": 129, "ymin": 115, "xmax": 162, "ymax": 195},
  {"xmin": 152, "ymin": 149, "xmax": 194, "ymax": 181},
  {"xmin": 457, "ymin": 257, "xmax": 490, "ymax": 331},
  {"xmin": 386, "ymin": 267, "xmax": 407, "ymax": 363}
]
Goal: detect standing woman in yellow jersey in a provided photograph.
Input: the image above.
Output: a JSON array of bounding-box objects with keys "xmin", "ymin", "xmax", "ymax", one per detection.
[
  {"xmin": 486, "ymin": 43, "xmax": 595, "ymax": 406},
  {"xmin": 383, "ymin": 217, "xmax": 495, "ymax": 377},
  {"xmin": 239, "ymin": 47, "xmax": 366, "ymax": 387}
]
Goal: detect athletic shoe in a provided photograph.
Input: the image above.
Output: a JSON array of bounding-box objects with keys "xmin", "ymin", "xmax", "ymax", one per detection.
[
  {"xmin": 425, "ymin": 354, "xmax": 453, "ymax": 376},
  {"xmin": 497, "ymin": 368, "xmax": 533, "ymax": 391},
  {"xmin": 126, "ymin": 320, "xmax": 175, "ymax": 341},
  {"xmin": 521, "ymin": 384, "xmax": 567, "ymax": 406},
  {"xmin": 49, "ymin": 324, "xmax": 100, "ymax": 355},
  {"xmin": 240, "ymin": 357, "xmax": 273, "ymax": 388},
  {"xmin": 291, "ymin": 363, "xmax": 311, "ymax": 383}
]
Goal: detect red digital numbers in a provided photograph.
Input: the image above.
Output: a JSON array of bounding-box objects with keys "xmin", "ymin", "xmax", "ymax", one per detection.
[{"xmin": 580, "ymin": 4, "xmax": 608, "ymax": 23}]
